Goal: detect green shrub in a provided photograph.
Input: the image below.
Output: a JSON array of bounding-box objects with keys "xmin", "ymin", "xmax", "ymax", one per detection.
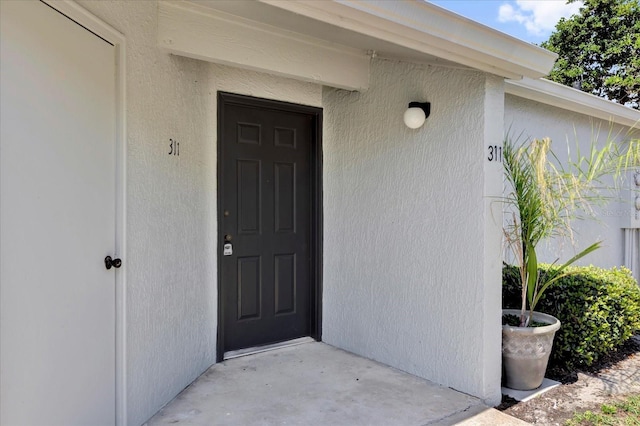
[{"xmin": 503, "ymin": 264, "xmax": 640, "ymax": 369}]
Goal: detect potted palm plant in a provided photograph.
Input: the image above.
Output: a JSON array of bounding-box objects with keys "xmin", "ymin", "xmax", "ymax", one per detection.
[{"xmin": 501, "ymin": 135, "xmax": 639, "ymax": 391}]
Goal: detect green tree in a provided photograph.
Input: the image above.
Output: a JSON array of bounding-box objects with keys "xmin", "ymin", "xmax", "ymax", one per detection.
[{"xmin": 541, "ymin": 0, "xmax": 640, "ymax": 109}]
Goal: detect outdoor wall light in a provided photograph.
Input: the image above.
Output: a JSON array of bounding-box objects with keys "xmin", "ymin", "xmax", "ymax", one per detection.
[{"xmin": 403, "ymin": 102, "xmax": 431, "ymax": 129}]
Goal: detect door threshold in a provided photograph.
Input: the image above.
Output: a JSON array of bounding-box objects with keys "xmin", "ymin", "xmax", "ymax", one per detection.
[{"xmin": 224, "ymin": 337, "xmax": 315, "ymax": 360}]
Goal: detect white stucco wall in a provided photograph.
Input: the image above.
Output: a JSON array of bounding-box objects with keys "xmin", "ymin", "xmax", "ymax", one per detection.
[
  {"xmin": 208, "ymin": 64, "xmax": 322, "ymax": 109},
  {"xmin": 322, "ymin": 58, "xmax": 504, "ymax": 405},
  {"xmin": 505, "ymin": 94, "xmax": 638, "ymax": 269},
  {"xmin": 59, "ymin": 1, "xmax": 505, "ymax": 420},
  {"xmin": 76, "ymin": 2, "xmax": 215, "ymax": 424},
  {"xmin": 37, "ymin": 2, "xmax": 638, "ymax": 421},
  {"xmin": 74, "ymin": 2, "xmax": 322, "ymax": 424}
]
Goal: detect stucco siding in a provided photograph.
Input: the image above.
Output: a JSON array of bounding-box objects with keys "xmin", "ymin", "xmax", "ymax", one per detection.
[
  {"xmin": 76, "ymin": 1, "xmax": 215, "ymax": 424},
  {"xmin": 208, "ymin": 63, "xmax": 322, "ymax": 109},
  {"xmin": 323, "ymin": 58, "xmax": 503, "ymax": 405},
  {"xmin": 482, "ymin": 75, "xmax": 507, "ymax": 400},
  {"xmin": 19, "ymin": 0, "xmax": 638, "ymax": 423},
  {"xmin": 74, "ymin": 2, "xmax": 323, "ymax": 424},
  {"xmin": 53, "ymin": 0, "xmax": 505, "ymax": 420},
  {"xmin": 505, "ymin": 94, "xmax": 637, "ymax": 270}
]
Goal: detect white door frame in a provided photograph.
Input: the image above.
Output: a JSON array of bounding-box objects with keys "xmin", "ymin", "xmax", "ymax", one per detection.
[{"xmin": 39, "ymin": 1, "xmax": 127, "ymax": 424}]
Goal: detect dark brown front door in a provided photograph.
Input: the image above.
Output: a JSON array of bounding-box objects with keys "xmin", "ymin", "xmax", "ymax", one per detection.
[{"xmin": 218, "ymin": 93, "xmax": 322, "ymax": 358}]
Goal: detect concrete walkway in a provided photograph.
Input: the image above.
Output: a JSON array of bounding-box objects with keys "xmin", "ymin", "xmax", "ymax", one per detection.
[{"xmin": 145, "ymin": 342, "xmax": 528, "ymax": 425}]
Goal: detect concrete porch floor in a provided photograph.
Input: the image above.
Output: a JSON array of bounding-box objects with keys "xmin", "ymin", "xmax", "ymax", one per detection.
[{"xmin": 145, "ymin": 342, "xmax": 528, "ymax": 426}]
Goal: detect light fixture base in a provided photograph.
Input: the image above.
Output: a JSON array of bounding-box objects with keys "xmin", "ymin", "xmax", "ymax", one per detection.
[{"xmin": 408, "ymin": 102, "xmax": 431, "ymax": 119}]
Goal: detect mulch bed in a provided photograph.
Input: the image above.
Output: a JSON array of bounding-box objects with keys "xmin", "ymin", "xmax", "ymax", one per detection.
[
  {"xmin": 496, "ymin": 337, "xmax": 640, "ymax": 412},
  {"xmin": 547, "ymin": 336, "xmax": 640, "ymax": 384}
]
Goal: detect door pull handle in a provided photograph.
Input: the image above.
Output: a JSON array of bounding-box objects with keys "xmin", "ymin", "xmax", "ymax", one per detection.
[{"xmin": 105, "ymin": 256, "xmax": 122, "ymax": 270}]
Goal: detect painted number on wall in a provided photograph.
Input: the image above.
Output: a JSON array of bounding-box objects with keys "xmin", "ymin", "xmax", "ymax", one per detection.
[
  {"xmin": 487, "ymin": 145, "xmax": 502, "ymax": 163},
  {"xmin": 169, "ymin": 138, "xmax": 179, "ymax": 156}
]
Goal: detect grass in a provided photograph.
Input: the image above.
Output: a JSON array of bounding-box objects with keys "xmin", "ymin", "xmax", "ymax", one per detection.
[{"xmin": 565, "ymin": 394, "xmax": 640, "ymax": 425}]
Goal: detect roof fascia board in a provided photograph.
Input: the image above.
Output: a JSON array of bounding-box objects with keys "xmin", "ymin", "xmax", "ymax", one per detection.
[
  {"xmin": 258, "ymin": 0, "xmax": 558, "ymax": 80},
  {"xmin": 157, "ymin": 1, "xmax": 370, "ymax": 91},
  {"xmin": 506, "ymin": 78, "xmax": 640, "ymax": 129}
]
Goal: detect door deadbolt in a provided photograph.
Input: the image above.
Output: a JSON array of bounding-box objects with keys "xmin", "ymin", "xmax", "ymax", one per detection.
[{"xmin": 105, "ymin": 256, "xmax": 122, "ymax": 270}]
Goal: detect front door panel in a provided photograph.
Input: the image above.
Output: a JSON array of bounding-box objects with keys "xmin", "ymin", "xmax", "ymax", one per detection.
[{"xmin": 219, "ymin": 94, "xmax": 320, "ymax": 354}]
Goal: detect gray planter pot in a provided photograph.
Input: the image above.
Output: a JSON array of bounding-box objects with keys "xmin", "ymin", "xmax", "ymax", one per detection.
[{"xmin": 502, "ymin": 309, "xmax": 561, "ymax": 390}]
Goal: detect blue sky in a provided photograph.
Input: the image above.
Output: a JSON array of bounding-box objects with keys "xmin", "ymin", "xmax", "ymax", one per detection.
[{"xmin": 428, "ymin": 1, "xmax": 583, "ymax": 44}]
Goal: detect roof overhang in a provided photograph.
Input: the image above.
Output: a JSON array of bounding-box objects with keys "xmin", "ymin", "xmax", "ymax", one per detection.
[
  {"xmin": 158, "ymin": 0, "xmax": 558, "ymax": 91},
  {"xmin": 506, "ymin": 78, "xmax": 640, "ymax": 129}
]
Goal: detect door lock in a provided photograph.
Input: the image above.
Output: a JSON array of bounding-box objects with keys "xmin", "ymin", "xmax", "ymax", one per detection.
[
  {"xmin": 105, "ymin": 256, "xmax": 122, "ymax": 270},
  {"xmin": 223, "ymin": 234, "xmax": 233, "ymax": 256}
]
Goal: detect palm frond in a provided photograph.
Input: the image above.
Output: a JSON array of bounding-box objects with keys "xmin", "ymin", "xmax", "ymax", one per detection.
[{"xmin": 503, "ymin": 133, "xmax": 639, "ymax": 325}]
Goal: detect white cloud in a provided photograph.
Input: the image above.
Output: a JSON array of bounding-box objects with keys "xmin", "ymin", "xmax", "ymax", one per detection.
[{"xmin": 498, "ymin": 0, "xmax": 583, "ymax": 36}]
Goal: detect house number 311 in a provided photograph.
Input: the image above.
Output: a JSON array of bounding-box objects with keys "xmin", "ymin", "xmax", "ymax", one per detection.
[
  {"xmin": 487, "ymin": 145, "xmax": 502, "ymax": 162},
  {"xmin": 169, "ymin": 138, "xmax": 179, "ymax": 156}
]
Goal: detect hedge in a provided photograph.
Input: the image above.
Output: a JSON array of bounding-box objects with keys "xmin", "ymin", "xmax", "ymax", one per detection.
[{"xmin": 503, "ymin": 264, "xmax": 640, "ymax": 369}]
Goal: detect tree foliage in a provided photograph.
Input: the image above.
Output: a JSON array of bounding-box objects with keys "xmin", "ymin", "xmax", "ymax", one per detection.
[{"xmin": 541, "ymin": 0, "xmax": 640, "ymax": 109}]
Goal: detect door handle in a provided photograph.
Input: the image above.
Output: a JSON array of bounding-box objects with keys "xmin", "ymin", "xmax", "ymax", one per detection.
[
  {"xmin": 105, "ymin": 256, "xmax": 122, "ymax": 270},
  {"xmin": 224, "ymin": 234, "xmax": 232, "ymax": 243}
]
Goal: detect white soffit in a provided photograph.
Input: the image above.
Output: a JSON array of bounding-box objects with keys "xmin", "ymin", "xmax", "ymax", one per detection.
[
  {"xmin": 159, "ymin": 0, "xmax": 558, "ymax": 91},
  {"xmin": 255, "ymin": 0, "xmax": 557, "ymax": 79},
  {"xmin": 158, "ymin": 1, "xmax": 370, "ymax": 91},
  {"xmin": 506, "ymin": 78, "xmax": 640, "ymax": 130}
]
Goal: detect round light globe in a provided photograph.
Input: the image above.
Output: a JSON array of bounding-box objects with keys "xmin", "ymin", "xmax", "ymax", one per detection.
[{"xmin": 403, "ymin": 107, "xmax": 426, "ymax": 129}]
